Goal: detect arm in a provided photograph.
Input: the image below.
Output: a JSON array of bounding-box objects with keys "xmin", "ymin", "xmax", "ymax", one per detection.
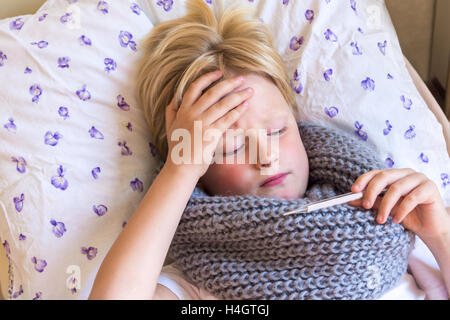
[
  {"xmin": 89, "ymin": 70, "xmax": 252, "ymax": 299},
  {"xmin": 88, "ymin": 163, "xmax": 199, "ymax": 299},
  {"xmin": 419, "ymin": 219, "xmax": 450, "ymax": 298},
  {"xmin": 350, "ymin": 168, "xmax": 450, "ymax": 298}
]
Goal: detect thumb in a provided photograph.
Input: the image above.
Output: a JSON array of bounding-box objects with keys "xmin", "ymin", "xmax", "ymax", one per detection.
[{"xmin": 165, "ymin": 96, "xmax": 177, "ymax": 132}]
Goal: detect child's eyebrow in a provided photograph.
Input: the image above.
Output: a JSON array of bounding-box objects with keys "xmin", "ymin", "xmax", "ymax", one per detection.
[{"xmin": 263, "ymin": 111, "xmax": 288, "ymax": 126}]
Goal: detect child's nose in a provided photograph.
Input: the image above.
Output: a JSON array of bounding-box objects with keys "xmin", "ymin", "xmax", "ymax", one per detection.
[{"xmin": 255, "ymin": 136, "xmax": 280, "ymax": 170}]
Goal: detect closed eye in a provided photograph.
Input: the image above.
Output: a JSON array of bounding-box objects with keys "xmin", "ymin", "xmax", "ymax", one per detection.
[
  {"xmin": 224, "ymin": 126, "xmax": 287, "ymax": 156},
  {"xmin": 225, "ymin": 144, "xmax": 245, "ymax": 156},
  {"xmin": 268, "ymin": 126, "xmax": 287, "ymax": 136}
]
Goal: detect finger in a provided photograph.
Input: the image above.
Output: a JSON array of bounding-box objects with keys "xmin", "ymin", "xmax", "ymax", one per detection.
[
  {"xmin": 348, "ymin": 196, "xmax": 382, "ymax": 209},
  {"xmin": 180, "ymin": 70, "xmax": 223, "ymax": 112},
  {"xmin": 361, "ymin": 168, "xmax": 415, "ymax": 209},
  {"xmin": 211, "ymin": 100, "xmax": 250, "ymax": 133},
  {"xmin": 202, "ymin": 87, "xmax": 254, "ymax": 126},
  {"xmin": 376, "ymin": 172, "xmax": 428, "ymax": 224},
  {"xmin": 165, "ymin": 96, "xmax": 177, "ymax": 132},
  {"xmin": 193, "ymin": 75, "xmax": 247, "ymax": 115},
  {"xmin": 392, "ymin": 180, "xmax": 435, "ymax": 224},
  {"xmin": 347, "ymin": 199, "xmax": 361, "ymax": 207},
  {"xmin": 377, "ymin": 197, "xmax": 403, "ymax": 224},
  {"xmin": 351, "ymin": 169, "xmax": 381, "ymax": 193}
]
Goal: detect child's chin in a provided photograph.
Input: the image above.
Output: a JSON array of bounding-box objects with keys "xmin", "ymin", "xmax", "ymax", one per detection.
[{"xmin": 270, "ymin": 188, "xmax": 299, "ymax": 200}]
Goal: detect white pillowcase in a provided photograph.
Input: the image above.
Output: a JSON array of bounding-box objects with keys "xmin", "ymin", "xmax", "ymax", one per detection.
[
  {"xmin": 0, "ymin": 0, "xmax": 161, "ymax": 299},
  {"xmin": 138, "ymin": 0, "xmax": 450, "ymax": 206},
  {"xmin": 1, "ymin": 0, "xmax": 448, "ymax": 301}
]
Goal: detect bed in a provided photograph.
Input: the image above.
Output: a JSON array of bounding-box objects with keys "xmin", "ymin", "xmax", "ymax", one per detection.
[{"xmin": 0, "ymin": 0, "xmax": 449, "ymax": 300}]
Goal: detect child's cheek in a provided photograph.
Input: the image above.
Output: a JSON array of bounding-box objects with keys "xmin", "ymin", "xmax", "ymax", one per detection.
[
  {"xmin": 215, "ymin": 165, "xmax": 247, "ymax": 189},
  {"xmin": 207, "ymin": 163, "xmax": 251, "ymax": 194}
]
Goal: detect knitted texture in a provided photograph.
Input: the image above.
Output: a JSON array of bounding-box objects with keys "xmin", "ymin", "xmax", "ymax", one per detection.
[{"xmin": 168, "ymin": 121, "xmax": 415, "ymax": 300}]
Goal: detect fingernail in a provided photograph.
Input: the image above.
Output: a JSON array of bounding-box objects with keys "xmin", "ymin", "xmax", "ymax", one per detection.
[
  {"xmin": 392, "ymin": 217, "xmax": 399, "ymax": 224},
  {"xmin": 363, "ymin": 200, "xmax": 371, "ymax": 208}
]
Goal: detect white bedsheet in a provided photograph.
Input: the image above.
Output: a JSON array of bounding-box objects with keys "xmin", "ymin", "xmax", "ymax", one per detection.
[{"xmin": 157, "ymin": 261, "xmax": 427, "ymax": 300}]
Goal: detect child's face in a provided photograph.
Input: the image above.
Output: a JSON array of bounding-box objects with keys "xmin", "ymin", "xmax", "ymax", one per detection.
[{"xmin": 198, "ymin": 72, "xmax": 309, "ymax": 199}]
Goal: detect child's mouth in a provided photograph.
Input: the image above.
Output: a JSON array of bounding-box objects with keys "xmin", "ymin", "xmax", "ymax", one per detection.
[{"xmin": 259, "ymin": 172, "xmax": 289, "ymax": 187}]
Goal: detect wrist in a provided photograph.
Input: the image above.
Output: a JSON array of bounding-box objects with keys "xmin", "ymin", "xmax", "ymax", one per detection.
[
  {"xmin": 162, "ymin": 161, "xmax": 202, "ymax": 182},
  {"xmin": 419, "ymin": 220, "xmax": 450, "ymax": 252}
]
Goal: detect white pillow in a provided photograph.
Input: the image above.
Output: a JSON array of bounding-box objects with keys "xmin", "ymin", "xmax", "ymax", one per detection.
[
  {"xmin": 0, "ymin": 0, "xmax": 161, "ymax": 299},
  {"xmin": 137, "ymin": 0, "xmax": 450, "ymax": 207}
]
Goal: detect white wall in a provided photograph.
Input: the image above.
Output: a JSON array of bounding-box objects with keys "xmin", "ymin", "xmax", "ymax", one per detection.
[
  {"xmin": 0, "ymin": 0, "xmax": 47, "ymax": 19},
  {"xmin": 430, "ymin": 0, "xmax": 450, "ymax": 90},
  {"xmin": 385, "ymin": 0, "xmax": 435, "ymax": 82}
]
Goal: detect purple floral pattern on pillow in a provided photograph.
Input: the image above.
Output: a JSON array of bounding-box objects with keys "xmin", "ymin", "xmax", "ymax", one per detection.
[
  {"xmin": 385, "ymin": 157, "xmax": 394, "ymax": 168},
  {"xmin": 93, "ymin": 204, "xmax": 108, "ymax": 216},
  {"xmin": 38, "ymin": 13, "xmax": 48, "ymax": 22},
  {"xmin": 0, "ymin": 51, "xmax": 7, "ymax": 67},
  {"xmin": 31, "ymin": 257, "xmax": 47, "ymax": 273},
  {"xmin": 119, "ymin": 31, "xmax": 137, "ymax": 51},
  {"xmin": 130, "ymin": 178, "xmax": 143, "ymax": 192},
  {"xmin": 324, "ymin": 106, "xmax": 339, "ymax": 118},
  {"xmin": 58, "ymin": 57, "xmax": 70, "ymax": 69},
  {"xmin": 76, "ymin": 84, "xmax": 91, "ymax": 101},
  {"xmin": 323, "ymin": 69, "xmax": 333, "ymax": 81},
  {"xmin": 4, "ymin": 118, "xmax": 16, "ymax": 133},
  {"xmin": 289, "ymin": 35, "xmax": 304, "ymax": 51},
  {"xmin": 44, "ymin": 131, "xmax": 63, "ymax": 146},
  {"xmin": 104, "ymin": 58, "xmax": 117, "ymax": 72},
  {"xmin": 378, "ymin": 40, "xmax": 387, "ymax": 56},
  {"xmin": 97, "ymin": 1, "xmax": 109, "ymax": 14},
  {"xmin": 13, "ymin": 193, "xmax": 24, "ymax": 213},
  {"xmin": 60, "ymin": 13, "xmax": 72, "ymax": 24},
  {"xmin": 30, "ymin": 40, "xmax": 49, "ymax": 49},
  {"xmin": 89, "ymin": 126, "xmax": 104, "ymax": 139},
  {"xmin": 361, "ymin": 77, "xmax": 375, "ymax": 91},
  {"xmin": 117, "ymin": 94, "xmax": 130, "ymax": 111},
  {"xmin": 51, "ymin": 165, "xmax": 69, "ymax": 191},
  {"xmin": 9, "ymin": 18, "xmax": 24, "ymax": 31},
  {"xmin": 419, "ymin": 153, "xmax": 429, "ymax": 163},
  {"xmin": 81, "ymin": 246, "xmax": 98, "ymax": 260},
  {"xmin": 354, "ymin": 121, "xmax": 368, "ymax": 141},
  {"xmin": 11, "ymin": 156, "xmax": 27, "ymax": 173},
  {"xmin": 50, "ymin": 219, "xmax": 67, "ymax": 238},
  {"xmin": 30, "ymin": 84, "xmax": 43, "ymax": 103},
  {"xmin": 290, "ymin": 69, "xmax": 302, "ymax": 94},
  {"xmin": 305, "ymin": 10, "xmax": 314, "ymax": 24},
  {"xmin": 79, "ymin": 35, "xmax": 92, "ymax": 46},
  {"xmin": 149, "ymin": 142, "xmax": 157, "ymax": 157},
  {"xmin": 58, "ymin": 106, "xmax": 70, "ymax": 119},
  {"xmin": 157, "ymin": 0, "xmax": 173, "ymax": 12},
  {"xmin": 324, "ymin": 29, "xmax": 338, "ymax": 42},
  {"xmin": 130, "ymin": 3, "xmax": 142, "ymax": 15},
  {"xmin": 441, "ymin": 174, "xmax": 449, "ymax": 188}
]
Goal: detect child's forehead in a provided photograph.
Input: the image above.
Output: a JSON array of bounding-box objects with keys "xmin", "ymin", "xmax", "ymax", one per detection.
[{"xmin": 230, "ymin": 106, "xmax": 288, "ymax": 131}]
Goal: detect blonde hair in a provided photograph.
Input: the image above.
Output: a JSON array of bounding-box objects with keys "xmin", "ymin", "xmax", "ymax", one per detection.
[{"xmin": 136, "ymin": 0, "xmax": 297, "ymax": 160}]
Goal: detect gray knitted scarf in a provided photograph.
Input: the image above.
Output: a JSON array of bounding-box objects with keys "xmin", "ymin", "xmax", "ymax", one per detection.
[{"xmin": 168, "ymin": 121, "xmax": 415, "ymax": 300}]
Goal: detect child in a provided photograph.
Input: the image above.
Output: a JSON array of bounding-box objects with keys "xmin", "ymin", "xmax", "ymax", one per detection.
[{"xmin": 88, "ymin": 0, "xmax": 450, "ymax": 299}]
